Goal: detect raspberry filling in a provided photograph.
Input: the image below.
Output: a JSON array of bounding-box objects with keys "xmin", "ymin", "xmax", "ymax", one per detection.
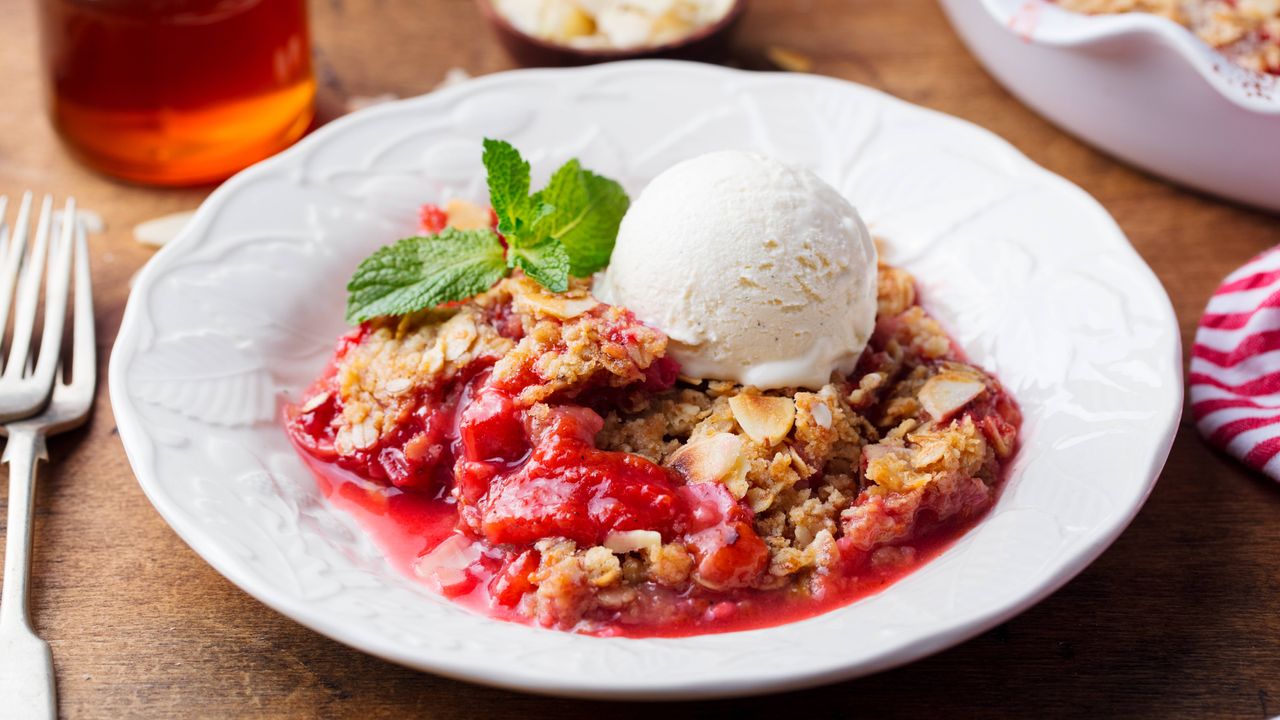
[
  {"xmin": 454, "ymin": 385, "xmax": 684, "ymax": 548},
  {"xmin": 288, "ymin": 317, "xmax": 1015, "ymax": 637},
  {"xmin": 285, "ymin": 301, "xmax": 783, "ymax": 631},
  {"xmin": 286, "ymin": 234, "xmax": 1021, "ymax": 637}
]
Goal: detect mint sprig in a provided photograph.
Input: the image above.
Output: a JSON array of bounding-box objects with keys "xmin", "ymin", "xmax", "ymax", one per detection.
[
  {"xmin": 531, "ymin": 159, "xmax": 629, "ymax": 276},
  {"xmin": 345, "ymin": 228, "xmax": 507, "ymax": 324},
  {"xmin": 345, "ymin": 139, "xmax": 629, "ymax": 325},
  {"xmin": 483, "ymin": 139, "xmax": 630, "ymax": 280}
]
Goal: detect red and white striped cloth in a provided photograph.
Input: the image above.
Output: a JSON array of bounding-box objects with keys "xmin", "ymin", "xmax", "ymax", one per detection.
[{"xmin": 1191, "ymin": 246, "xmax": 1280, "ymax": 480}]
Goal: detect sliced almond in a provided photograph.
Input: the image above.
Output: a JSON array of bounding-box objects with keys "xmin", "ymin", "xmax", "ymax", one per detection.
[
  {"xmin": 603, "ymin": 530, "xmax": 663, "ymax": 557},
  {"xmin": 420, "ymin": 346, "xmax": 444, "ymax": 374},
  {"xmin": 862, "ymin": 443, "xmax": 916, "ymax": 492},
  {"xmin": 665, "ymin": 433, "xmax": 748, "ymax": 489},
  {"xmin": 788, "ymin": 445, "xmax": 812, "ymax": 477},
  {"xmin": 766, "ymin": 45, "xmax": 815, "ymax": 73},
  {"xmin": 413, "ymin": 534, "xmax": 482, "ymax": 580},
  {"xmin": 440, "ymin": 314, "xmax": 478, "ymax": 361},
  {"xmin": 345, "ymin": 420, "xmax": 379, "ymax": 451},
  {"xmin": 514, "ymin": 290, "xmax": 600, "ymax": 320},
  {"xmin": 918, "ymin": 372, "xmax": 986, "ymax": 422},
  {"xmin": 541, "ymin": 1, "xmax": 594, "ymax": 41},
  {"xmin": 624, "ymin": 343, "xmax": 648, "ymax": 366},
  {"xmin": 746, "ymin": 486, "xmax": 776, "ymax": 513},
  {"xmin": 299, "ymin": 391, "xmax": 331, "ymax": 413},
  {"xmin": 909, "ymin": 436, "xmax": 949, "ymax": 470},
  {"xmin": 983, "ymin": 416, "xmax": 1017, "ymax": 459},
  {"xmin": 382, "ymin": 378, "xmax": 412, "ymax": 396},
  {"xmin": 134, "ymin": 210, "xmax": 195, "ymax": 248},
  {"xmin": 861, "ymin": 443, "xmax": 894, "ymax": 464},
  {"xmin": 444, "ymin": 199, "xmax": 492, "ymax": 231},
  {"xmin": 729, "ymin": 394, "xmax": 796, "ymax": 445},
  {"xmin": 810, "ymin": 401, "xmax": 833, "ymax": 430}
]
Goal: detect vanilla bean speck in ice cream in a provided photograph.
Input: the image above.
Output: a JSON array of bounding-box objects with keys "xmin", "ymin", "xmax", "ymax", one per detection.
[{"xmin": 594, "ymin": 151, "xmax": 879, "ymax": 390}]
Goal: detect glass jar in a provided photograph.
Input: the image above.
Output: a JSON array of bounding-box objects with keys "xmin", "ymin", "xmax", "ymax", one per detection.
[{"xmin": 38, "ymin": 0, "xmax": 315, "ymax": 186}]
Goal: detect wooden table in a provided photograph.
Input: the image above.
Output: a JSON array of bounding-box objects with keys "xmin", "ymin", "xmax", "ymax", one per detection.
[{"xmin": 1, "ymin": 0, "xmax": 1277, "ymax": 717}]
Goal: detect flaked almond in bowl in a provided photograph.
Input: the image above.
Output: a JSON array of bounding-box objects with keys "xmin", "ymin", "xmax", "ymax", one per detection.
[{"xmin": 476, "ymin": 0, "xmax": 746, "ymax": 65}]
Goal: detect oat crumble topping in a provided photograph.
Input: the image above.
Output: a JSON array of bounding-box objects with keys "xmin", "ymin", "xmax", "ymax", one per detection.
[{"xmin": 290, "ymin": 249, "xmax": 1021, "ymax": 633}]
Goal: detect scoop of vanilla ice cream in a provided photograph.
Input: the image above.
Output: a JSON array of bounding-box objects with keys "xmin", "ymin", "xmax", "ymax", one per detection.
[{"xmin": 594, "ymin": 151, "xmax": 878, "ymax": 390}]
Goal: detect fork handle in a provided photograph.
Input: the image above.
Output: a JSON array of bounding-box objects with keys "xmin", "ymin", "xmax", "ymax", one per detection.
[{"xmin": 0, "ymin": 427, "xmax": 56, "ymax": 720}]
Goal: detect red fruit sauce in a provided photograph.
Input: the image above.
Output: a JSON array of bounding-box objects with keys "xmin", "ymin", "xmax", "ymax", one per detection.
[
  {"xmin": 297, "ymin": 441, "xmax": 985, "ymax": 637},
  {"xmin": 285, "ymin": 216, "xmax": 1014, "ymax": 636},
  {"xmin": 287, "ymin": 353, "xmax": 1001, "ymax": 638}
]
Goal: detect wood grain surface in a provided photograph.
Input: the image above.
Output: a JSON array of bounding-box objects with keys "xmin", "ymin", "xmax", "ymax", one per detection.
[{"xmin": 1, "ymin": 0, "xmax": 1278, "ymax": 717}]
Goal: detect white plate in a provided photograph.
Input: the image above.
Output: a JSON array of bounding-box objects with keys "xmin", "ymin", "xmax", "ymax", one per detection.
[
  {"xmin": 109, "ymin": 61, "xmax": 1182, "ymax": 700},
  {"xmin": 940, "ymin": 0, "xmax": 1280, "ymax": 213}
]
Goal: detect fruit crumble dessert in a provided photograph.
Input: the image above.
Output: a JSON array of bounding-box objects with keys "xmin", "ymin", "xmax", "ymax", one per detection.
[
  {"xmin": 286, "ymin": 142, "xmax": 1021, "ymax": 637},
  {"xmin": 1056, "ymin": 0, "xmax": 1280, "ymax": 74}
]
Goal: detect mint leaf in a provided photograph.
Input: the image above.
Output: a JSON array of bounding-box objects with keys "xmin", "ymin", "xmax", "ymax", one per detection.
[
  {"xmin": 482, "ymin": 138, "xmax": 532, "ymax": 237},
  {"xmin": 509, "ymin": 236, "xmax": 570, "ymax": 293},
  {"xmin": 342, "ymin": 140, "xmax": 628, "ymax": 322},
  {"xmin": 345, "ymin": 228, "xmax": 508, "ymax": 324},
  {"xmin": 482, "ymin": 140, "xmax": 630, "ymax": 279},
  {"xmin": 531, "ymin": 159, "xmax": 630, "ymax": 276}
]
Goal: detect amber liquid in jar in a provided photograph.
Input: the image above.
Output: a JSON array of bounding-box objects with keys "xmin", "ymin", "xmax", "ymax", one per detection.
[{"xmin": 39, "ymin": 0, "xmax": 315, "ymax": 185}]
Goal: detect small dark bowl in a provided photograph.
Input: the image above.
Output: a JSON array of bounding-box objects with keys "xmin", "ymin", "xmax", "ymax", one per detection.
[{"xmin": 476, "ymin": 0, "xmax": 746, "ymax": 67}]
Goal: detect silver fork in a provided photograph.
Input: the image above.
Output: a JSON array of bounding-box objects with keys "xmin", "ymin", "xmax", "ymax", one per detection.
[{"xmin": 0, "ymin": 198, "xmax": 95, "ymax": 720}]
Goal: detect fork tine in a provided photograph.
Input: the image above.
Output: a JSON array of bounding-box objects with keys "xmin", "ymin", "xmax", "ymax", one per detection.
[
  {"xmin": 0, "ymin": 196, "xmax": 9, "ymax": 258},
  {"xmin": 29, "ymin": 199, "xmax": 76, "ymax": 392},
  {"xmin": 3, "ymin": 195, "xmax": 55, "ymax": 381},
  {"xmin": 0, "ymin": 193, "xmax": 34, "ymax": 354},
  {"xmin": 67, "ymin": 213, "xmax": 94, "ymax": 392},
  {"xmin": 5, "ymin": 192, "xmax": 31, "ymax": 267}
]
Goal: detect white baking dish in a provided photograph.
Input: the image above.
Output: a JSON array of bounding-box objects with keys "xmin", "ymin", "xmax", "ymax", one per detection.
[{"xmin": 940, "ymin": 0, "xmax": 1280, "ymax": 212}]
